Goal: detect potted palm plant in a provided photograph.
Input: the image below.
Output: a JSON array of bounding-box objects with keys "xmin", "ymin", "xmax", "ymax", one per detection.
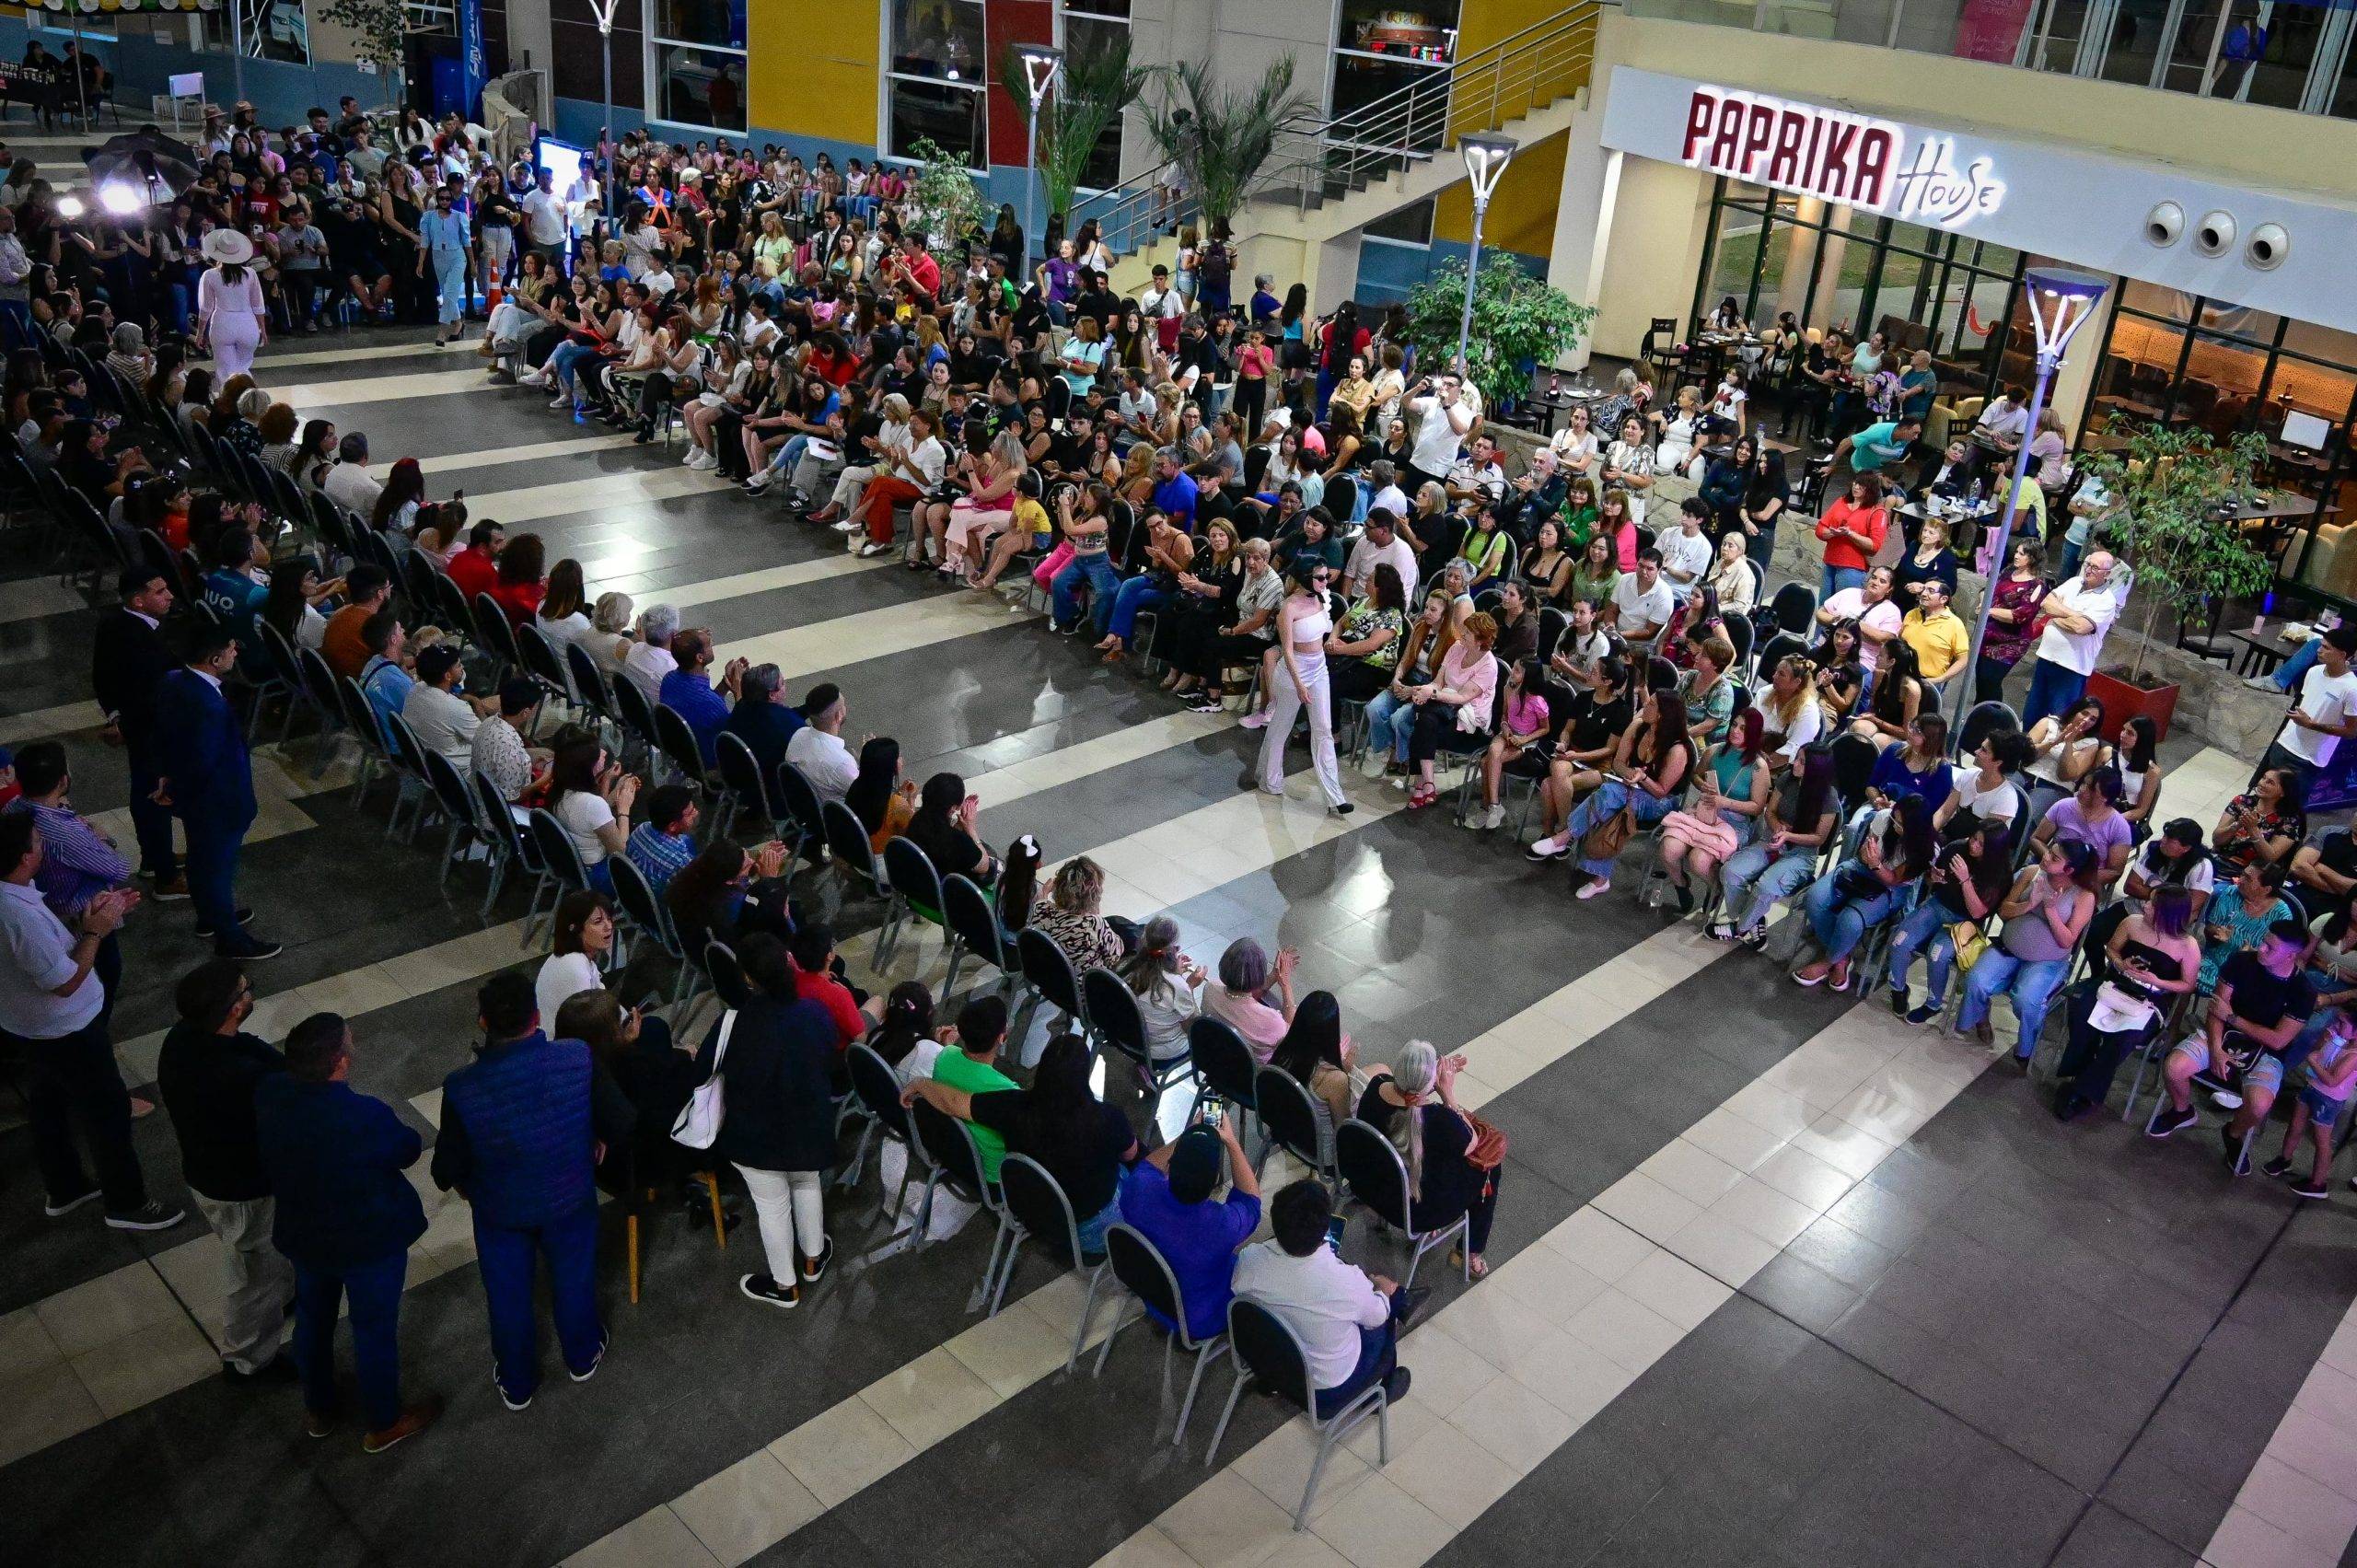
[
  {"xmin": 998, "ymin": 36, "xmax": 1153, "ymax": 245},
  {"xmin": 2077, "ymin": 420, "xmax": 2276, "ymax": 740},
  {"xmin": 1140, "ymin": 58, "xmax": 1315, "ymax": 240}
]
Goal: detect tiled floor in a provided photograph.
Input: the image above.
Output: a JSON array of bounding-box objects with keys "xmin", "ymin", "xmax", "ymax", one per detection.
[{"xmin": 0, "ymin": 332, "xmax": 2351, "ymax": 1568}]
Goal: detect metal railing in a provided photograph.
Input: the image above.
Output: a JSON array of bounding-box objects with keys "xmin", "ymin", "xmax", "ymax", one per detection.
[
  {"xmin": 1066, "ymin": 2, "xmax": 1608, "ymax": 261},
  {"xmin": 1625, "ymin": 0, "xmax": 2357, "ymax": 123}
]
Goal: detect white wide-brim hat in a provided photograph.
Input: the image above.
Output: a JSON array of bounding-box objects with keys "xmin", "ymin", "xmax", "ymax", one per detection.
[{"xmin": 201, "ymin": 227, "xmax": 254, "ymax": 266}]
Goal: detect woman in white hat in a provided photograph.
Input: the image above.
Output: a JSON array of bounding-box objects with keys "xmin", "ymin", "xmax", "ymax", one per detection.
[{"xmin": 196, "ymin": 226, "xmax": 266, "ymax": 380}]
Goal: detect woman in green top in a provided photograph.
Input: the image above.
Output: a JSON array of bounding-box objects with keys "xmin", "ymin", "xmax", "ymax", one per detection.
[
  {"xmin": 1568, "ymin": 530, "xmax": 1618, "ymax": 610},
  {"xmin": 1560, "ymin": 474, "xmax": 1599, "ymax": 551},
  {"xmin": 1458, "ymin": 508, "xmax": 1516, "ymax": 593},
  {"xmin": 1330, "ymin": 563, "xmax": 1410, "ymax": 702},
  {"xmin": 1656, "ymin": 707, "xmax": 1772, "ymax": 912}
]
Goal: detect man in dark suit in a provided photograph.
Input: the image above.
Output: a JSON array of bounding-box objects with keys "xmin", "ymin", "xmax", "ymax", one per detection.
[
  {"xmin": 150, "ymin": 621, "xmax": 280, "ymax": 959},
  {"xmin": 719, "ymin": 660, "xmax": 804, "ymax": 782},
  {"xmin": 253, "ymin": 1011, "xmax": 440, "ymax": 1452},
  {"xmin": 89, "ymin": 567, "xmax": 183, "ymax": 897}
]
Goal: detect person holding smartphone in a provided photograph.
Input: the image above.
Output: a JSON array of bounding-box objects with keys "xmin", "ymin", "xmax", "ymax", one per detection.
[{"xmin": 1115, "ymin": 1117, "xmax": 1260, "ymax": 1342}]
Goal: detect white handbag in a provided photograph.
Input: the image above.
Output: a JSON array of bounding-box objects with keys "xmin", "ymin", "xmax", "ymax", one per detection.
[{"xmin": 669, "ymin": 1010, "xmax": 737, "ymax": 1150}]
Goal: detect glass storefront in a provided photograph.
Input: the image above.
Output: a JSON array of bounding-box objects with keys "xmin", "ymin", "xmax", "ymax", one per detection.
[
  {"xmin": 1691, "ymin": 178, "xmax": 2025, "ymax": 397},
  {"xmin": 2084, "ymin": 286, "xmax": 2357, "ymax": 600},
  {"xmin": 1327, "ymin": 0, "xmax": 1459, "ymax": 152}
]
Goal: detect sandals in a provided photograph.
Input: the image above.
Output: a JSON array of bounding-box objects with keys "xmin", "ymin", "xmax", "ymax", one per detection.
[
  {"xmin": 1449, "ymin": 1249, "xmax": 1489, "ymax": 1279},
  {"xmin": 1406, "ymin": 783, "xmax": 1439, "ymax": 810}
]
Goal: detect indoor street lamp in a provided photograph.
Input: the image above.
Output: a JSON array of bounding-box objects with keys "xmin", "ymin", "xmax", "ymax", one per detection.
[
  {"xmin": 1960, "ymin": 264, "xmax": 2110, "ymax": 748},
  {"xmin": 1015, "ymin": 42, "xmax": 1063, "ymax": 273},
  {"xmin": 591, "ymin": 0, "xmax": 622, "ymax": 230},
  {"xmin": 1454, "ymin": 133, "xmax": 1517, "ymax": 384}
]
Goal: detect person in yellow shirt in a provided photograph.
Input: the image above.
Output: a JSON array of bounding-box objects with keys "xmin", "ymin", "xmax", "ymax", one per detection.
[{"xmin": 1900, "ymin": 579, "xmax": 1972, "ymax": 684}]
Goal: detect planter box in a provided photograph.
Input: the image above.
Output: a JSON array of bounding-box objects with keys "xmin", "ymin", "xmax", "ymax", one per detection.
[{"xmin": 2086, "ymin": 667, "xmax": 2180, "ymax": 743}]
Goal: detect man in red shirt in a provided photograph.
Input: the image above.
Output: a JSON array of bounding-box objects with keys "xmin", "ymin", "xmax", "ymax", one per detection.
[
  {"xmin": 788, "ymin": 924, "xmax": 870, "ymax": 1051},
  {"xmin": 445, "ymin": 519, "xmax": 505, "ymax": 601},
  {"xmin": 1812, "ymin": 470, "xmax": 1889, "ymax": 601},
  {"xmin": 888, "ymin": 234, "xmax": 940, "ymax": 303}
]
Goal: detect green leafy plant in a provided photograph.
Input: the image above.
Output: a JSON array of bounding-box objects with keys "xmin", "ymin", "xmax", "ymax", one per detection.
[
  {"xmin": 905, "ymin": 135, "xmax": 987, "ymax": 278},
  {"xmin": 1403, "ymin": 258, "xmax": 1597, "ymax": 413},
  {"xmin": 1140, "ymin": 57, "xmax": 1315, "ymax": 238},
  {"xmin": 997, "ymin": 36, "xmax": 1152, "ymax": 239},
  {"xmin": 2077, "ymin": 420, "xmax": 2275, "ymax": 686},
  {"xmin": 317, "ymin": 0, "xmax": 407, "ymax": 82}
]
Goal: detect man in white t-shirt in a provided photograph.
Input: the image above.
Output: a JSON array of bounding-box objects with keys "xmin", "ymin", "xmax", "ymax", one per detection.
[
  {"xmin": 1607, "ymin": 552, "xmax": 1675, "ymax": 649},
  {"xmin": 785, "ymin": 683, "xmax": 859, "ymax": 803},
  {"xmin": 2023, "ymin": 552, "xmax": 2122, "ymax": 726},
  {"xmin": 1816, "ymin": 564, "xmax": 1905, "ymax": 647},
  {"xmin": 521, "ymin": 169, "xmax": 569, "ymax": 265},
  {"xmin": 1341, "ymin": 509, "xmax": 1418, "ymax": 607},
  {"xmin": 1975, "ymin": 387, "xmax": 2029, "ymax": 453},
  {"xmin": 1365, "ymin": 460, "xmax": 1409, "ymax": 523},
  {"xmin": 1405, "ymin": 375, "xmax": 1473, "ymax": 494},
  {"xmin": 1658, "ymin": 499, "xmax": 1714, "ymax": 605},
  {"xmin": 400, "ymin": 645, "xmax": 492, "ymax": 760},
  {"xmin": 2265, "ymin": 622, "xmax": 2357, "ymax": 784},
  {"xmin": 321, "ymin": 432, "xmax": 383, "ymax": 517},
  {"xmin": 1138, "ymin": 265, "xmax": 1184, "ymax": 326},
  {"xmin": 1230, "ymin": 1179, "xmax": 1413, "ymax": 1410}
]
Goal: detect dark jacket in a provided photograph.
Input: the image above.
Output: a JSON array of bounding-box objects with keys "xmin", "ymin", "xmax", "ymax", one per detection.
[
  {"xmin": 151, "ymin": 668, "xmax": 258, "ymax": 829},
  {"xmin": 90, "ymin": 606, "xmax": 172, "ymax": 750},
  {"xmin": 701, "ymin": 994, "xmax": 838, "ymax": 1173},
  {"xmin": 155, "ymin": 1024, "xmax": 285, "ymax": 1202},
  {"xmin": 433, "ymin": 1030, "xmax": 617, "ymax": 1229},
  {"xmin": 253, "ymin": 1076, "xmax": 428, "ymax": 1271},
  {"xmin": 722, "ymin": 696, "xmax": 805, "ymax": 783}
]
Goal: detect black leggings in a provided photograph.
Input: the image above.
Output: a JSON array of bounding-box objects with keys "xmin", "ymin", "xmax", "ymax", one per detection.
[
  {"xmin": 1332, "ymin": 661, "xmax": 1391, "ymax": 703},
  {"xmin": 1408, "ymin": 703, "xmax": 1486, "ymax": 765},
  {"xmin": 1233, "ymin": 376, "xmax": 1267, "ymax": 438},
  {"xmin": 2052, "ymin": 987, "xmax": 2158, "ymax": 1115},
  {"xmin": 1196, "ymin": 631, "xmax": 1268, "ymax": 683}
]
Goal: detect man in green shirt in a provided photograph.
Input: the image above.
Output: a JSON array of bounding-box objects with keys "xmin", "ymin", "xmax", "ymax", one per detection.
[
  {"xmin": 1829, "ymin": 415, "xmax": 1922, "ymax": 477},
  {"xmin": 930, "ymin": 994, "xmax": 1017, "ymax": 1180}
]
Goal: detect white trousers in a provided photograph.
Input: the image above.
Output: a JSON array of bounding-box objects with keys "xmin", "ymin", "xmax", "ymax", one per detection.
[
  {"xmin": 733, "ymin": 1164, "xmax": 825, "ymax": 1281},
  {"xmin": 1259, "ymin": 661, "xmax": 1344, "ymax": 806},
  {"xmin": 192, "ymin": 1192, "xmax": 295, "ymax": 1371}
]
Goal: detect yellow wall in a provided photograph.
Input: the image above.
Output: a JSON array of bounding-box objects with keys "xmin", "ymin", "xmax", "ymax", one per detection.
[
  {"xmin": 1590, "ymin": 152, "xmax": 1713, "ymax": 362},
  {"xmin": 1433, "ymin": 128, "xmax": 1566, "ymax": 253},
  {"xmin": 1456, "ymin": 0, "xmax": 1562, "ymax": 57},
  {"xmin": 749, "ymin": 0, "xmax": 877, "ymax": 146}
]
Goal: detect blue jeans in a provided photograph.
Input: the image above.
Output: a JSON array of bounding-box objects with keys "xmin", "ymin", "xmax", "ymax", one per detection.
[
  {"xmin": 2057, "ymin": 538, "xmax": 2084, "ymax": 581},
  {"xmin": 1960, "ymin": 950, "xmax": 2071, "ymax": 1060},
  {"xmin": 1719, "ymin": 843, "xmax": 1817, "ymax": 932},
  {"xmin": 1076, "ymin": 1196, "xmax": 1120, "ymax": 1257},
  {"xmin": 2020, "ymin": 659, "xmax": 2086, "ymax": 728},
  {"xmin": 768, "ymin": 433, "xmax": 810, "ymax": 476},
  {"xmin": 476, "ymin": 1200, "xmax": 605, "ymax": 1404},
  {"xmin": 1107, "ymin": 576, "xmax": 1166, "ymax": 642},
  {"xmin": 1803, "ymin": 864, "xmax": 1895, "ymax": 963},
  {"xmin": 1568, "ymin": 780, "xmax": 1680, "ymax": 877},
  {"xmin": 1052, "ymin": 553, "xmax": 1124, "ymax": 633},
  {"xmin": 294, "ymin": 1250, "xmax": 408, "ymax": 1431},
  {"xmin": 182, "ymin": 812, "xmax": 251, "ymax": 952},
  {"xmin": 1820, "ymin": 563, "xmax": 1864, "ymax": 600},
  {"xmin": 1884, "ymin": 898, "xmax": 1960, "ymax": 1007},
  {"xmin": 2273, "ymin": 636, "xmax": 2321, "ymax": 694},
  {"xmin": 1364, "ymin": 681, "xmax": 1429, "ymax": 761},
  {"xmin": 548, "ymin": 340, "xmax": 601, "ymax": 396}
]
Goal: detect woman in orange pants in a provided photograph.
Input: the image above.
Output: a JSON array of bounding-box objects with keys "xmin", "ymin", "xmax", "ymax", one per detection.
[{"xmin": 850, "ymin": 410, "xmax": 947, "ymax": 559}]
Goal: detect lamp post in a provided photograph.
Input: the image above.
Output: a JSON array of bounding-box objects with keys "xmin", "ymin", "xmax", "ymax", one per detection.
[
  {"xmin": 228, "ymin": 0, "xmax": 245, "ymax": 106},
  {"xmin": 1014, "ymin": 42, "xmax": 1062, "ymax": 273},
  {"xmin": 590, "ymin": 0, "xmax": 621, "ymax": 232},
  {"xmin": 1454, "ymin": 133, "xmax": 1516, "ymax": 383},
  {"xmin": 1960, "ymin": 264, "xmax": 2109, "ymax": 747}
]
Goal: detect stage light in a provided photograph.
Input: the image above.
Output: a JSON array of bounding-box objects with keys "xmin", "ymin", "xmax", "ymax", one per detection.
[{"xmin": 98, "ymin": 183, "xmax": 143, "ymax": 215}]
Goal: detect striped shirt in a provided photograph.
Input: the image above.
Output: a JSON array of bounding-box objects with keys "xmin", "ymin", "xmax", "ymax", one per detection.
[{"xmin": 6, "ymin": 799, "xmax": 130, "ymax": 918}]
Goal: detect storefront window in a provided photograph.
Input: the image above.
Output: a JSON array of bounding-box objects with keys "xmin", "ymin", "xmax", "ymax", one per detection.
[
  {"xmin": 1328, "ymin": 0, "xmax": 1457, "ymax": 151},
  {"xmin": 1336, "ymin": 0, "xmax": 1458, "ymax": 62},
  {"xmin": 887, "ymin": 0, "xmax": 988, "ymax": 168},
  {"xmin": 649, "ymin": 0, "xmax": 748, "ymax": 132}
]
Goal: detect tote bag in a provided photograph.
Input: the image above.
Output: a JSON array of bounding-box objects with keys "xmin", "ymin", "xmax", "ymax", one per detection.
[{"xmin": 670, "ymin": 1009, "xmax": 737, "ymax": 1150}]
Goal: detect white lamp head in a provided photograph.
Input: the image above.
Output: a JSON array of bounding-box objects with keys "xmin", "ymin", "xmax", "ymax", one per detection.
[
  {"xmin": 2022, "ymin": 265, "xmax": 2109, "ymax": 361},
  {"xmin": 1460, "ymin": 133, "xmax": 1517, "ymax": 206},
  {"xmin": 1016, "ymin": 43, "xmax": 1064, "ymax": 109}
]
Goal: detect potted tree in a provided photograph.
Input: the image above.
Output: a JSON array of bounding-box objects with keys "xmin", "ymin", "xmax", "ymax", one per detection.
[
  {"xmin": 2077, "ymin": 420, "xmax": 2275, "ymax": 741},
  {"xmin": 1402, "ymin": 258, "xmax": 1596, "ymax": 418},
  {"xmin": 1140, "ymin": 58, "xmax": 1315, "ymax": 241}
]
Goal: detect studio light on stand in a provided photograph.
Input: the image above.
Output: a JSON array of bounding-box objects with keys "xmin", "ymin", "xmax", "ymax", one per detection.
[
  {"xmin": 1454, "ymin": 132, "xmax": 1516, "ymax": 385},
  {"xmin": 1960, "ymin": 264, "xmax": 2109, "ymax": 749}
]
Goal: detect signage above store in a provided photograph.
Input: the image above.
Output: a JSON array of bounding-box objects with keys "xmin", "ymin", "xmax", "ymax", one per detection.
[{"xmin": 1677, "ymin": 83, "xmax": 2007, "ymax": 228}]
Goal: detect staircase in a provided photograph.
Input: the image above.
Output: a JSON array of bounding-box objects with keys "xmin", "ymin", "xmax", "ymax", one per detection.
[{"xmin": 1090, "ymin": 4, "xmax": 1608, "ymax": 296}]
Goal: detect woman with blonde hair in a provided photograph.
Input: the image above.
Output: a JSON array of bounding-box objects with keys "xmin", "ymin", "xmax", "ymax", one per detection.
[
  {"xmin": 931, "ymin": 426, "xmax": 1027, "ymax": 584},
  {"xmin": 808, "ymin": 390, "xmax": 910, "ymax": 525},
  {"xmin": 1028, "ymin": 855, "xmax": 1130, "ymax": 970},
  {"xmin": 587, "ymin": 591, "xmax": 637, "ymax": 675},
  {"xmin": 1756, "ymin": 652, "xmax": 1826, "ymax": 770}
]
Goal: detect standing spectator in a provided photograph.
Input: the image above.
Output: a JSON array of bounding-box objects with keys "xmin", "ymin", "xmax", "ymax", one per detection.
[
  {"xmin": 1813, "ymin": 472, "xmax": 1890, "ymax": 599},
  {"xmin": 708, "ymin": 934, "xmax": 842, "ymax": 1308},
  {"xmin": 157, "ymin": 959, "xmax": 295, "ymax": 1382},
  {"xmin": 2021, "ymin": 551, "xmax": 2122, "ymax": 726},
  {"xmin": 91, "ymin": 566, "xmax": 181, "ymax": 893},
  {"xmin": 152, "ymin": 621, "xmax": 281, "ymax": 958},
  {"xmin": 255, "ymin": 1011, "xmax": 438, "ymax": 1450},
  {"xmin": 2259, "ymin": 622, "xmax": 2357, "ymax": 791},
  {"xmin": 1116, "ymin": 1120, "xmax": 1261, "ymax": 1342},
  {"xmin": 0, "ymin": 814, "xmax": 175, "ymax": 1229},
  {"xmin": 6, "ymin": 741, "xmax": 134, "ymax": 1020},
  {"xmin": 1231, "ymin": 1179, "xmax": 1415, "ymax": 1413},
  {"xmin": 432, "ymin": 973, "xmax": 617, "ymax": 1409}
]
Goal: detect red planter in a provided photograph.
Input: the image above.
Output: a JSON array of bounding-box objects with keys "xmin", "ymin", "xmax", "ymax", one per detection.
[{"xmin": 2087, "ymin": 667, "xmax": 2181, "ymax": 744}]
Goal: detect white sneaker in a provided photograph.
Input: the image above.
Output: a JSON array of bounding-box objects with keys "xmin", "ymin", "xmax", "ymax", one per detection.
[
  {"xmin": 1239, "ymin": 710, "xmax": 1271, "ymax": 730},
  {"xmin": 517, "ymin": 369, "xmax": 547, "ymax": 388},
  {"xmin": 2244, "ymin": 673, "xmax": 2283, "ymax": 692},
  {"xmin": 1479, "ymin": 804, "xmax": 1505, "ymax": 831},
  {"xmin": 547, "ymin": 392, "xmax": 572, "ymax": 409},
  {"xmin": 831, "ymin": 519, "xmax": 863, "ymax": 533}
]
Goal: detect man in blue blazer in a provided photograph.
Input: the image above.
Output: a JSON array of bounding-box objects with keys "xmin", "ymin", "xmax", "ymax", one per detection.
[
  {"xmin": 149, "ymin": 621, "xmax": 280, "ymax": 960},
  {"xmin": 253, "ymin": 1011, "xmax": 441, "ymax": 1453}
]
